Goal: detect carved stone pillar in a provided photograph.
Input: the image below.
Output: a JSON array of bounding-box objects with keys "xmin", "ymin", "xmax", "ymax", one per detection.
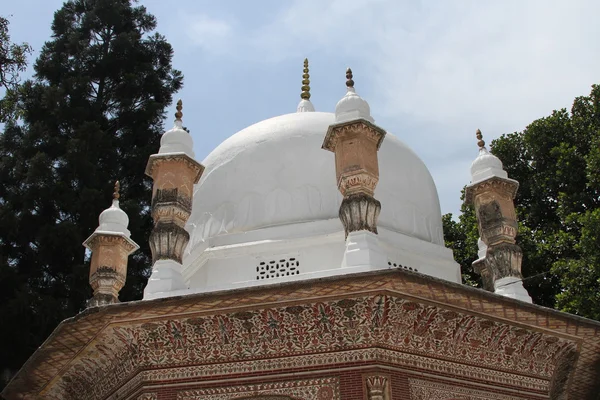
[
  {"xmin": 143, "ymin": 101, "xmax": 204, "ymax": 298},
  {"xmin": 323, "ymin": 119, "xmax": 385, "ymax": 237},
  {"xmin": 83, "ymin": 182, "xmax": 139, "ymax": 307}
]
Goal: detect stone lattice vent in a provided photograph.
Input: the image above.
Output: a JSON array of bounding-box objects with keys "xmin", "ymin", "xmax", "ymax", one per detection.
[
  {"xmin": 388, "ymin": 261, "xmax": 418, "ymax": 272},
  {"xmin": 256, "ymin": 257, "xmax": 300, "ymax": 280}
]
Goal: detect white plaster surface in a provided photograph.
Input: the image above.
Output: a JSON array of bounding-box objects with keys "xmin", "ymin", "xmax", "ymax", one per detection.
[
  {"xmin": 96, "ymin": 199, "xmax": 131, "ymax": 237},
  {"xmin": 144, "ymin": 260, "xmax": 188, "ymax": 299},
  {"xmin": 159, "ymin": 120, "xmax": 195, "ymax": 158},
  {"xmin": 470, "ymin": 147, "xmax": 508, "ymax": 184},
  {"xmin": 494, "ymin": 276, "xmax": 533, "ymax": 303},
  {"xmin": 187, "ymin": 112, "xmax": 444, "ymax": 250},
  {"xmin": 334, "ymin": 87, "xmax": 374, "ymax": 123}
]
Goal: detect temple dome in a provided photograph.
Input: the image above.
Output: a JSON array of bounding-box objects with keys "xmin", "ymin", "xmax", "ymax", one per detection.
[{"xmin": 187, "ymin": 111, "xmax": 445, "ymax": 252}]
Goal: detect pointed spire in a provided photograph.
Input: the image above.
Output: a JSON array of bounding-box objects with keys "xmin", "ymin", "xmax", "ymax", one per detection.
[
  {"xmin": 301, "ymin": 58, "xmax": 311, "ymax": 100},
  {"xmin": 297, "ymin": 58, "xmax": 315, "ymax": 112},
  {"xmin": 476, "ymin": 129, "xmax": 485, "ymax": 149},
  {"xmin": 113, "ymin": 180, "xmax": 120, "ymax": 200},
  {"xmin": 346, "ymin": 68, "xmax": 354, "ymax": 89},
  {"xmin": 175, "ymin": 99, "xmax": 183, "ymax": 121}
]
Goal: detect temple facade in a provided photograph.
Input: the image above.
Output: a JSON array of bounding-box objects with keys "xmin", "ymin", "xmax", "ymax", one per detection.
[{"xmin": 2, "ymin": 61, "xmax": 599, "ymax": 400}]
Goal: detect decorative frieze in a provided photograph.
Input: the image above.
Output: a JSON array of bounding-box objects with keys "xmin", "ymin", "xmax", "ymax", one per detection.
[
  {"xmin": 177, "ymin": 377, "xmax": 339, "ymax": 400},
  {"xmin": 409, "ymin": 378, "xmax": 529, "ymax": 400}
]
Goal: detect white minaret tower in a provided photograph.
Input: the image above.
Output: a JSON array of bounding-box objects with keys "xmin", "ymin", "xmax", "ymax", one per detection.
[
  {"xmin": 322, "ymin": 68, "xmax": 387, "ymax": 271},
  {"xmin": 144, "ymin": 100, "xmax": 204, "ymax": 299},
  {"xmin": 83, "ymin": 181, "xmax": 139, "ymax": 306},
  {"xmin": 465, "ymin": 129, "xmax": 532, "ymax": 303}
]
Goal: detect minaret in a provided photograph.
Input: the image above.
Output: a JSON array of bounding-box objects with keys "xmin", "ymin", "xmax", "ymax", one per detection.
[
  {"xmin": 83, "ymin": 181, "xmax": 139, "ymax": 306},
  {"xmin": 297, "ymin": 58, "xmax": 315, "ymax": 112},
  {"xmin": 322, "ymin": 68, "xmax": 387, "ymax": 270},
  {"xmin": 465, "ymin": 129, "xmax": 532, "ymax": 303},
  {"xmin": 144, "ymin": 100, "xmax": 204, "ymax": 299}
]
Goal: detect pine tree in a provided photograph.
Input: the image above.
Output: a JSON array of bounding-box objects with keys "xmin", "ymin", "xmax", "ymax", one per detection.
[{"xmin": 0, "ymin": 0, "xmax": 182, "ymax": 385}]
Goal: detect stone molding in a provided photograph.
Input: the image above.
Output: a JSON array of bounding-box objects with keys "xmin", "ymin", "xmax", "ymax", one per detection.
[
  {"xmin": 322, "ymin": 119, "xmax": 386, "ymax": 153},
  {"xmin": 177, "ymin": 377, "xmax": 339, "ymax": 400},
  {"xmin": 83, "ymin": 232, "xmax": 138, "ymax": 253},
  {"xmin": 465, "ymin": 176, "xmax": 519, "ymax": 204},
  {"xmin": 145, "ymin": 153, "xmax": 204, "ymax": 183}
]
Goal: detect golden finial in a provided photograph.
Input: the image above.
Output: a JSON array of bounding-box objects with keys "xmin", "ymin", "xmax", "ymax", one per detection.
[
  {"xmin": 476, "ymin": 129, "xmax": 485, "ymax": 149},
  {"xmin": 301, "ymin": 58, "xmax": 311, "ymax": 100},
  {"xmin": 113, "ymin": 181, "xmax": 120, "ymax": 200},
  {"xmin": 175, "ymin": 99, "xmax": 183, "ymax": 121},
  {"xmin": 346, "ymin": 68, "xmax": 354, "ymax": 88}
]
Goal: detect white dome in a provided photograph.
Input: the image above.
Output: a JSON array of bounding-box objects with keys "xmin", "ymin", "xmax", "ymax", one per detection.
[
  {"xmin": 97, "ymin": 200, "xmax": 131, "ymax": 237},
  {"xmin": 470, "ymin": 147, "xmax": 507, "ymax": 183},
  {"xmin": 187, "ymin": 112, "xmax": 444, "ymax": 249}
]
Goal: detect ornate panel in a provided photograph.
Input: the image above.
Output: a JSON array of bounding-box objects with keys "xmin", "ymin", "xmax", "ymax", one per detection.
[
  {"xmin": 177, "ymin": 377, "xmax": 339, "ymax": 400},
  {"xmin": 47, "ymin": 295, "xmax": 576, "ymax": 400},
  {"xmin": 409, "ymin": 378, "xmax": 528, "ymax": 400}
]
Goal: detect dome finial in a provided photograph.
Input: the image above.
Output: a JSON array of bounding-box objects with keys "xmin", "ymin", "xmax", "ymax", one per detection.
[
  {"xmin": 346, "ymin": 68, "xmax": 354, "ymax": 89},
  {"xmin": 175, "ymin": 99, "xmax": 183, "ymax": 122},
  {"xmin": 301, "ymin": 58, "xmax": 311, "ymax": 100},
  {"xmin": 113, "ymin": 180, "xmax": 120, "ymax": 200},
  {"xmin": 476, "ymin": 129, "xmax": 485, "ymax": 149}
]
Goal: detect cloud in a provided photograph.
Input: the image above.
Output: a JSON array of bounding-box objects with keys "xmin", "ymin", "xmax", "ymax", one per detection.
[
  {"xmin": 174, "ymin": 0, "xmax": 600, "ymax": 215},
  {"xmin": 182, "ymin": 13, "xmax": 234, "ymax": 53}
]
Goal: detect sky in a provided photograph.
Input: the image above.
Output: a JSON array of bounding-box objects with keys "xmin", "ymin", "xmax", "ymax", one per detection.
[{"xmin": 4, "ymin": 0, "xmax": 600, "ymax": 216}]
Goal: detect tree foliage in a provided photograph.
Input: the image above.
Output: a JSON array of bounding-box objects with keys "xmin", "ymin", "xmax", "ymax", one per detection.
[
  {"xmin": 0, "ymin": 16, "xmax": 32, "ymax": 121},
  {"xmin": 0, "ymin": 0, "xmax": 182, "ymax": 386},
  {"xmin": 444, "ymin": 84, "xmax": 600, "ymax": 319}
]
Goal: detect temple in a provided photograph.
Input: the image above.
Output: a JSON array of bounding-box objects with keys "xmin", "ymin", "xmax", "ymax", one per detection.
[{"xmin": 2, "ymin": 60, "xmax": 600, "ymax": 400}]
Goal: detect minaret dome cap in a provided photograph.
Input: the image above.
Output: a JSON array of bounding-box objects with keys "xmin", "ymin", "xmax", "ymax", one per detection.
[{"xmin": 334, "ymin": 67, "xmax": 373, "ymax": 123}]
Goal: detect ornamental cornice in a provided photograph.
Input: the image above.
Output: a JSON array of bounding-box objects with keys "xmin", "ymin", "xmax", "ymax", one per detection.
[
  {"xmin": 322, "ymin": 119, "xmax": 386, "ymax": 152},
  {"xmin": 145, "ymin": 153, "xmax": 205, "ymax": 183},
  {"xmin": 82, "ymin": 232, "xmax": 139, "ymax": 254},
  {"xmin": 465, "ymin": 176, "xmax": 519, "ymax": 204}
]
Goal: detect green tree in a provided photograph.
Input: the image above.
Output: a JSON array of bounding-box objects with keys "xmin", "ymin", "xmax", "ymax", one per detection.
[
  {"xmin": 0, "ymin": 16, "xmax": 32, "ymax": 121},
  {"xmin": 0, "ymin": 0, "xmax": 182, "ymax": 387},
  {"xmin": 445, "ymin": 84, "xmax": 600, "ymax": 319}
]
